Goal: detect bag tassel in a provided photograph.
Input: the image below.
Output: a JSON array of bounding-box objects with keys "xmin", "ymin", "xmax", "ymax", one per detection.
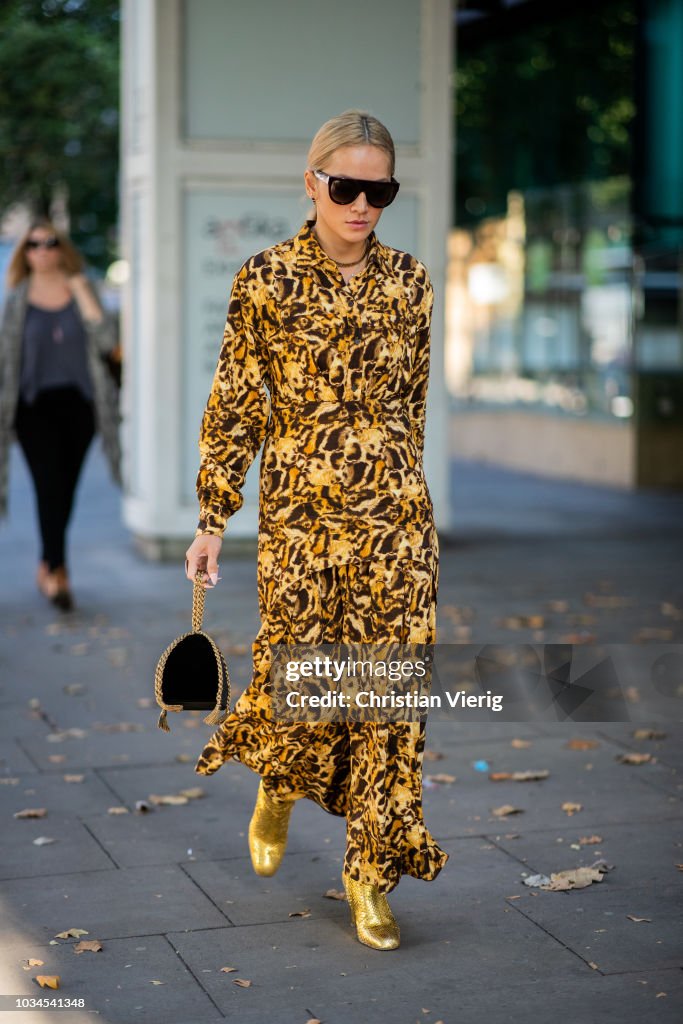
[
  {"xmin": 158, "ymin": 709, "xmax": 170, "ymax": 732},
  {"xmin": 203, "ymin": 705, "xmax": 228, "ymax": 726}
]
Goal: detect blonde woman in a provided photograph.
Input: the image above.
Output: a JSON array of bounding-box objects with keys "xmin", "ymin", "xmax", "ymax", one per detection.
[
  {"xmin": 0, "ymin": 219, "xmax": 121, "ymax": 609},
  {"xmin": 185, "ymin": 110, "xmax": 447, "ymax": 949}
]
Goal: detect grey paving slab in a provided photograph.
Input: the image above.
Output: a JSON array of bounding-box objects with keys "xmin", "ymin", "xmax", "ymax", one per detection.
[
  {"xmin": 0, "ymin": 705, "xmax": 52, "ymax": 739},
  {"xmin": 0, "ymin": 768, "xmax": 119, "ymax": 818},
  {"xmin": 489, "ymin": 818, "xmax": 683, "ymax": 893},
  {"xmin": 0, "ymin": 737, "xmax": 41, "ymax": 774},
  {"xmin": 1, "ymin": 817, "xmax": 116, "ymax": 880},
  {"xmin": 166, "ymin": 895, "xmax": 591, "ymax": 1019},
  {"xmin": 0, "ymin": 865, "xmax": 228, "ymax": 948},
  {"xmin": 0, "ymin": 935, "xmax": 221, "ymax": 1024},
  {"xmin": 504, "ymin": 884, "xmax": 683, "ymax": 973},
  {"xmin": 17, "ymin": 728, "xmax": 202, "ymax": 772}
]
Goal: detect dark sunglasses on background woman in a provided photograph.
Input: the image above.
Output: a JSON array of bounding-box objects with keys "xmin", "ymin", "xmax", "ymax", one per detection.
[{"xmin": 25, "ymin": 237, "xmax": 60, "ymax": 250}]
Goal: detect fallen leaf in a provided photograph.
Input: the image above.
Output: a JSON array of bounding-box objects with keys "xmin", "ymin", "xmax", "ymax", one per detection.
[
  {"xmin": 511, "ymin": 738, "xmax": 532, "ymax": 748},
  {"xmin": 175, "ymin": 754, "xmax": 192, "ymax": 763},
  {"xmin": 541, "ymin": 866, "xmax": 606, "ymax": 890},
  {"xmin": 491, "ymin": 804, "xmax": 524, "ymax": 817},
  {"xmin": 179, "ymin": 787, "xmax": 205, "ymax": 800},
  {"xmin": 626, "ymin": 915, "xmax": 651, "ymax": 923},
  {"xmin": 426, "ymin": 773, "xmax": 456, "ymax": 784},
  {"xmin": 35, "ymin": 975, "xmax": 60, "ymax": 989},
  {"xmin": 324, "ymin": 888, "xmax": 346, "ymax": 901},
  {"xmin": 306, "ymin": 1019, "xmax": 322, "ymax": 1024},
  {"xmin": 616, "ymin": 752, "xmax": 654, "ymax": 765},
  {"xmin": 150, "ymin": 980, "xmax": 164, "ymax": 985},
  {"xmin": 498, "ymin": 614, "xmax": 545, "ymax": 629},
  {"xmin": 489, "ymin": 770, "xmax": 549, "ymax": 782},
  {"xmin": 423, "ymin": 749, "xmax": 445, "ymax": 761},
  {"xmin": 588, "ymin": 961, "xmax": 600, "ymax": 970},
  {"xmin": 74, "ymin": 939, "xmax": 103, "ymax": 953},
  {"xmin": 33, "ymin": 836, "xmax": 57, "ymax": 846},
  {"xmin": 63, "ymin": 774, "xmax": 85, "ymax": 783},
  {"xmin": 561, "ymin": 802, "xmax": 582, "ymax": 816},
  {"xmin": 14, "ymin": 808, "xmax": 47, "ymax": 819},
  {"xmin": 55, "ymin": 928, "xmax": 89, "ymax": 939},
  {"xmin": 148, "ymin": 793, "xmax": 189, "ymax": 806},
  {"xmin": 63, "ymin": 683, "xmax": 86, "ymax": 696},
  {"xmin": 22, "ymin": 959, "xmax": 44, "ymax": 969},
  {"xmin": 632, "ymin": 729, "xmax": 666, "ymax": 740},
  {"xmin": 108, "ymin": 806, "xmax": 129, "ymax": 815},
  {"xmin": 565, "ymin": 739, "xmax": 600, "ymax": 750},
  {"xmin": 233, "ymin": 978, "xmax": 252, "ymax": 987},
  {"xmin": 288, "ymin": 909, "xmax": 311, "ymax": 918},
  {"xmin": 220, "ymin": 966, "xmax": 237, "ymax": 973},
  {"xmin": 578, "ymin": 835, "xmax": 603, "ymax": 845},
  {"xmin": 47, "ymin": 755, "xmax": 66, "ymax": 763}
]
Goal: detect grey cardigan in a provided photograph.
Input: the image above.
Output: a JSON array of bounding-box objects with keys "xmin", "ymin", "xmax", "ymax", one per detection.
[{"xmin": 0, "ymin": 277, "xmax": 122, "ymax": 521}]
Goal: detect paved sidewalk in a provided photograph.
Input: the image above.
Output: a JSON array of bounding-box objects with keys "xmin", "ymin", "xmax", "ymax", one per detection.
[{"xmin": 1, "ymin": 440, "xmax": 682, "ymax": 1024}]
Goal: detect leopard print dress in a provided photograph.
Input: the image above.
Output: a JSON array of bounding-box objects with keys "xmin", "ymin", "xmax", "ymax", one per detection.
[{"xmin": 194, "ymin": 220, "xmax": 448, "ymax": 895}]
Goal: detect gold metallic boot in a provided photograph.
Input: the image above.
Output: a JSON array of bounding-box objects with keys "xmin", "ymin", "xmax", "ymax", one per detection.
[
  {"xmin": 343, "ymin": 874, "xmax": 401, "ymax": 950},
  {"xmin": 248, "ymin": 780, "xmax": 295, "ymax": 877}
]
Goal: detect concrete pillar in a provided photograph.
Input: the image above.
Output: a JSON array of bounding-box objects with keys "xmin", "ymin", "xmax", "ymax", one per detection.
[{"xmin": 120, "ymin": 0, "xmax": 454, "ymax": 556}]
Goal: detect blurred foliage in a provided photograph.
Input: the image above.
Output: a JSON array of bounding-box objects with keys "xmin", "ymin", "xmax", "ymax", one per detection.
[
  {"xmin": 455, "ymin": 1, "xmax": 637, "ymax": 225},
  {"xmin": 0, "ymin": 0, "xmax": 120, "ymax": 269}
]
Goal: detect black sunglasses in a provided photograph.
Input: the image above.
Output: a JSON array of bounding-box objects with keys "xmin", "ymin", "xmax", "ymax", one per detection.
[
  {"xmin": 26, "ymin": 237, "xmax": 60, "ymax": 250},
  {"xmin": 312, "ymin": 169, "xmax": 400, "ymax": 209}
]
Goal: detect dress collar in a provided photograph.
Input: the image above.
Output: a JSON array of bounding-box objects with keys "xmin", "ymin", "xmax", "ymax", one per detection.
[{"xmin": 293, "ymin": 219, "xmax": 388, "ymax": 278}]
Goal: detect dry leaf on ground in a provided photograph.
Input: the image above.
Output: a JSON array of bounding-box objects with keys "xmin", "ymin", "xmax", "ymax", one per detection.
[
  {"xmin": 74, "ymin": 940, "xmax": 103, "ymax": 953},
  {"xmin": 64, "ymin": 775, "xmax": 84, "ymax": 783},
  {"xmin": 148, "ymin": 794, "xmax": 189, "ymax": 806},
  {"xmin": 33, "ymin": 836, "xmax": 57, "ymax": 846},
  {"xmin": 511, "ymin": 738, "xmax": 532, "ymax": 748},
  {"xmin": 220, "ymin": 966, "xmax": 237, "ymax": 973},
  {"xmin": 565, "ymin": 739, "xmax": 600, "ymax": 750},
  {"xmin": 491, "ymin": 804, "xmax": 524, "ymax": 817},
  {"xmin": 288, "ymin": 909, "xmax": 311, "ymax": 918},
  {"xmin": 561, "ymin": 802, "xmax": 582, "ymax": 815},
  {"xmin": 626, "ymin": 915, "xmax": 651, "ymax": 923},
  {"xmin": 578, "ymin": 835, "xmax": 603, "ymax": 845},
  {"xmin": 489, "ymin": 770, "xmax": 549, "ymax": 782},
  {"xmin": 22, "ymin": 959, "xmax": 44, "ymax": 969},
  {"xmin": 324, "ymin": 889, "xmax": 346, "ymax": 901},
  {"xmin": 14, "ymin": 808, "xmax": 46, "ymax": 819},
  {"xmin": 426, "ymin": 773, "xmax": 456, "ymax": 784},
  {"xmin": 35, "ymin": 975, "xmax": 60, "ymax": 989},
  {"xmin": 541, "ymin": 866, "xmax": 606, "ymax": 890},
  {"xmin": 423, "ymin": 749, "xmax": 445, "ymax": 761},
  {"xmin": 55, "ymin": 928, "xmax": 89, "ymax": 939},
  {"xmin": 233, "ymin": 978, "xmax": 252, "ymax": 987},
  {"xmin": 179, "ymin": 787, "xmax": 205, "ymax": 800},
  {"xmin": 108, "ymin": 806, "xmax": 129, "ymax": 815},
  {"xmin": 632, "ymin": 729, "xmax": 666, "ymax": 740},
  {"xmin": 616, "ymin": 752, "xmax": 654, "ymax": 765}
]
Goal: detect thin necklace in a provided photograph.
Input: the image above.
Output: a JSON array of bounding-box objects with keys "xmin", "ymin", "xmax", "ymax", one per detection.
[{"xmin": 314, "ymin": 229, "xmax": 371, "ymax": 268}]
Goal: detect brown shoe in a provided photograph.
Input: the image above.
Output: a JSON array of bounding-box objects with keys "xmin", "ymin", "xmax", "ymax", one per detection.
[{"xmin": 50, "ymin": 566, "xmax": 74, "ymax": 612}]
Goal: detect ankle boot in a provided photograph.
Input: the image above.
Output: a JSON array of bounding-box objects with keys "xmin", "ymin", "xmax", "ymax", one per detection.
[
  {"xmin": 343, "ymin": 874, "xmax": 400, "ymax": 950},
  {"xmin": 248, "ymin": 780, "xmax": 295, "ymax": 877}
]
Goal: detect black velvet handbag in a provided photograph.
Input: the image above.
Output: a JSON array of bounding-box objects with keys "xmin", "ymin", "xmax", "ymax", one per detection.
[{"xmin": 154, "ymin": 572, "xmax": 231, "ymax": 732}]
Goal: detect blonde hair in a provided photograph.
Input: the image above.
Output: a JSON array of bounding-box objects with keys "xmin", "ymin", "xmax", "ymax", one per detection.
[
  {"xmin": 305, "ymin": 109, "xmax": 396, "ymax": 223},
  {"xmin": 6, "ymin": 218, "xmax": 84, "ymax": 289}
]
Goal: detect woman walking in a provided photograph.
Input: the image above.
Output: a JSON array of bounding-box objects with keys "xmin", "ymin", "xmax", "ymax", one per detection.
[
  {"xmin": 0, "ymin": 219, "xmax": 122, "ymax": 609},
  {"xmin": 185, "ymin": 110, "xmax": 447, "ymax": 949}
]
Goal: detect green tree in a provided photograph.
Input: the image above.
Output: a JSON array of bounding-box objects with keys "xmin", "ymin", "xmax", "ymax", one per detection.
[{"xmin": 0, "ymin": 0, "xmax": 119, "ymax": 269}]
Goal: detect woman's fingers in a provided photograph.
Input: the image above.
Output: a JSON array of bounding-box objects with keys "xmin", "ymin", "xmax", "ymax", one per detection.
[{"xmin": 185, "ymin": 537, "xmax": 222, "ymax": 587}]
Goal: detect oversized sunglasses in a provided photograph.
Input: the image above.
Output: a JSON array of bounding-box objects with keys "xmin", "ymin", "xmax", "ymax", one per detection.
[
  {"xmin": 26, "ymin": 237, "xmax": 60, "ymax": 250},
  {"xmin": 312, "ymin": 169, "xmax": 400, "ymax": 209}
]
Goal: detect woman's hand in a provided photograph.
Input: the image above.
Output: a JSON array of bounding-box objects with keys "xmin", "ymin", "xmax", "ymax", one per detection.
[
  {"xmin": 67, "ymin": 273, "xmax": 104, "ymax": 324},
  {"xmin": 185, "ymin": 533, "xmax": 222, "ymax": 589}
]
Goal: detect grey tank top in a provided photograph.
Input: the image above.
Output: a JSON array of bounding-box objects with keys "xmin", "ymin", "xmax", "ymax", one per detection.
[{"xmin": 19, "ymin": 299, "xmax": 94, "ymax": 405}]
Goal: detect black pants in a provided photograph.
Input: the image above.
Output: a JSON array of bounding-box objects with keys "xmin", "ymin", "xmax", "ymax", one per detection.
[{"xmin": 14, "ymin": 386, "xmax": 96, "ymax": 572}]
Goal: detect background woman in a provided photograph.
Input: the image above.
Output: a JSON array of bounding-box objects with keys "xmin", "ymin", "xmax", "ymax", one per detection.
[
  {"xmin": 0, "ymin": 218, "xmax": 122, "ymax": 610},
  {"xmin": 185, "ymin": 110, "xmax": 448, "ymax": 950}
]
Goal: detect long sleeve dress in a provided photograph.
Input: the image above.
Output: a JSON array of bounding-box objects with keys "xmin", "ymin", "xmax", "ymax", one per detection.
[{"xmin": 194, "ymin": 220, "xmax": 448, "ymax": 895}]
